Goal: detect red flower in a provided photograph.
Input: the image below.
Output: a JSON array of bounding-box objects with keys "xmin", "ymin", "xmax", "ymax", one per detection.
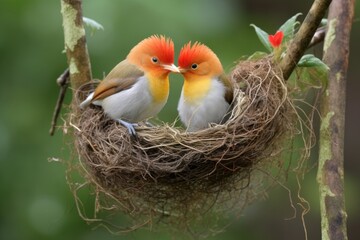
[{"xmin": 268, "ymin": 31, "xmax": 284, "ymax": 48}]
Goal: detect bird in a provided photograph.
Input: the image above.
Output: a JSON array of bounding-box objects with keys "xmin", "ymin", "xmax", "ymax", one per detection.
[
  {"xmin": 177, "ymin": 42, "xmax": 233, "ymax": 131},
  {"xmin": 80, "ymin": 35, "xmax": 179, "ymax": 135}
]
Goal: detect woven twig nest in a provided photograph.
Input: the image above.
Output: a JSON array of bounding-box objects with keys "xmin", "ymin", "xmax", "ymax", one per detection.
[{"xmin": 69, "ymin": 57, "xmax": 296, "ymax": 230}]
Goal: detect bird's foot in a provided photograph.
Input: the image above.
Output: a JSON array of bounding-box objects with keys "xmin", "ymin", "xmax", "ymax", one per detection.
[{"xmin": 117, "ymin": 119, "xmax": 138, "ymax": 136}]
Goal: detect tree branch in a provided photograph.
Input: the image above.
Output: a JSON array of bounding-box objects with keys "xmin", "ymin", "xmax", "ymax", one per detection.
[
  {"xmin": 280, "ymin": 0, "xmax": 332, "ymax": 80},
  {"xmin": 60, "ymin": 0, "xmax": 92, "ymax": 92},
  {"xmin": 49, "ymin": 68, "xmax": 70, "ymax": 135},
  {"xmin": 317, "ymin": 0, "xmax": 354, "ymax": 239}
]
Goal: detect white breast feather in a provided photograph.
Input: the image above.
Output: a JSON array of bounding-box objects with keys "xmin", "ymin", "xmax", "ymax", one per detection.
[
  {"xmin": 178, "ymin": 78, "xmax": 230, "ymax": 131},
  {"xmin": 91, "ymin": 76, "xmax": 166, "ymax": 122}
]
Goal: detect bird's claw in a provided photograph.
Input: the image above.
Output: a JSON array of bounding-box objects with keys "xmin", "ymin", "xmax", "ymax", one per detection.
[{"xmin": 117, "ymin": 119, "xmax": 138, "ymax": 136}]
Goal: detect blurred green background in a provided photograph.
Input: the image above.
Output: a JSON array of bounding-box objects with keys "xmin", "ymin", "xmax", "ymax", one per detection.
[{"xmin": 0, "ymin": 0, "xmax": 359, "ymax": 239}]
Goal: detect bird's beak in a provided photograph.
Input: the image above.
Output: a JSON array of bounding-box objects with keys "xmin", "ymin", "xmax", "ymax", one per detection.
[{"xmin": 163, "ymin": 64, "xmax": 180, "ymax": 73}]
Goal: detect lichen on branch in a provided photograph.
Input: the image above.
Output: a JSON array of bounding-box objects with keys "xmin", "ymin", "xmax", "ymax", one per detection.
[{"xmin": 317, "ymin": 0, "xmax": 354, "ymax": 239}]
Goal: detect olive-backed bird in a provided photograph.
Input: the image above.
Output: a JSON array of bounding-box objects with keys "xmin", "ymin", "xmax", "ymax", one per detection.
[
  {"xmin": 177, "ymin": 42, "xmax": 233, "ymax": 131},
  {"xmin": 80, "ymin": 35, "xmax": 179, "ymax": 135}
]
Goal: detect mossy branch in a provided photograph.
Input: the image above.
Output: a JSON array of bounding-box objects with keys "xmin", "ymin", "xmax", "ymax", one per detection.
[
  {"xmin": 60, "ymin": 0, "xmax": 92, "ymax": 92},
  {"xmin": 50, "ymin": 0, "xmax": 90, "ymax": 135},
  {"xmin": 317, "ymin": 0, "xmax": 354, "ymax": 239},
  {"xmin": 280, "ymin": 0, "xmax": 332, "ymax": 80}
]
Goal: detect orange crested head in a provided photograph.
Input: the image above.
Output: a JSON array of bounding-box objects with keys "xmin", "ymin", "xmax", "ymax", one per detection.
[
  {"xmin": 127, "ymin": 35, "xmax": 178, "ymax": 75},
  {"xmin": 178, "ymin": 42, "xmax": 223, "ymax": 78}
]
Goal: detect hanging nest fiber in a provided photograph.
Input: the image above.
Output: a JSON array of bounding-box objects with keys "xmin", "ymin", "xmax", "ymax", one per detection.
[{"xmin": 68, "ymin": 57, "xmax": 297, "ymax": 230}]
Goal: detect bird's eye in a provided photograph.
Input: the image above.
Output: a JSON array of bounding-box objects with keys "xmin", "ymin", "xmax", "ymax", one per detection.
[
  {"xmin": 191, "ymin": 63, "xmax": 198, "ymax": 70},
  {"xmin": 151, "ymin": 57, "xmax": 159, "ymax": 63}
]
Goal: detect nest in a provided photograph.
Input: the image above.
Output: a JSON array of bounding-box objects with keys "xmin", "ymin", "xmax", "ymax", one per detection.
[{"xmin": 68, "ymin": 57, "xmax": 297, "ymax": 232}]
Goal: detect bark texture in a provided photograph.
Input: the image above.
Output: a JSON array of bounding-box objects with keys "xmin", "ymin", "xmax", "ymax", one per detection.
[{"xmin": 60, "ymin": 0, "xmax": 92, "ymax": 91}]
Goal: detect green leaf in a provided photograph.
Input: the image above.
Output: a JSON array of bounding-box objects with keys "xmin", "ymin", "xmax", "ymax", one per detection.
[
  {"xmin": 247, "ymin": 51, "xmax": 268, "ymax": 60},
  {"xmin": 83, "ymin": 17, "xmax": 104, "ymax": 35},
  {"xmin": 291, "ymin": 55, "xmax": 329, "ymax": 90},
  {"xmin": 279, "ymin": 13, "xmax": 302, "ymax": 44},
  {"xmin": 294, "ymin": 67, "xmax": 328, "ymax": 90},
  {"xmin": 298, "ymin": 54, "xmax": 329, "ymax": 69},
  {"xmin": 250, "ymin": 24, "xmax": 272, "ymax": 52}
]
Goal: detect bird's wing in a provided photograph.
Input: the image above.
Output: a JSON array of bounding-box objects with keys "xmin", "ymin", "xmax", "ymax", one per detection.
[
  {"xmin": 219, "ymin": 73, "xmax": 234, "ymax": 104},
  {"xmin": 92, "ymin": 60, "xmax": 144, "ymax": 101}
]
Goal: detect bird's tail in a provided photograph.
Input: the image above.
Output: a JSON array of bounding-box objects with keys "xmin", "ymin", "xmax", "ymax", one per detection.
[{"xmin": 79, "ymin": 92, "xmax": 94, "ymax": 109}]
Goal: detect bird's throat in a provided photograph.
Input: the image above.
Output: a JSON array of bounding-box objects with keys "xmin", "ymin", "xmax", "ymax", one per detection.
[
  {"xmin": 183, "ymin": 78, "xmax": 211, "ymax": 102},
  {"xmin": 148, "ymin": 76, "xmax": 170, "ymax": 102}
]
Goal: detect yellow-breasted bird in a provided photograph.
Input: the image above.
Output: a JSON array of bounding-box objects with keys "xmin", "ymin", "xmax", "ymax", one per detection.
[
  {"xmin": 80, "ymin": 35, "xmax": 179, "ymax": 135},
  {"xmin": 177, "ymin": 42, "xmax": 233, "ymax": 131}
]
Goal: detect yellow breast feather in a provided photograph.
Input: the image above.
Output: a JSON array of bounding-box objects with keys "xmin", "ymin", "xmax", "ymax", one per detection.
[
  {"xmin": 147, "ymin": 75, "xmax": 170, "ymax": 103},
  {"xmin": 183, "ymin": 78, "xmax": 212, "ymax": 103}
]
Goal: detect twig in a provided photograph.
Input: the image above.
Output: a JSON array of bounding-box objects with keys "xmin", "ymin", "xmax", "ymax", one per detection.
[
  {"xmin": 60, "ymin": 0, "xmax": 92, "ymax": 92},
  {"xmin": 317, "ymin": 0, "xmax": 354, "ymax": 239},
  {"xmin": 280, "ymin": 0, "xmax": 332, "ymax": 80},
  {"xmin": 49, "ymin": 68, "xmax": 70, "ymax": 136}
]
